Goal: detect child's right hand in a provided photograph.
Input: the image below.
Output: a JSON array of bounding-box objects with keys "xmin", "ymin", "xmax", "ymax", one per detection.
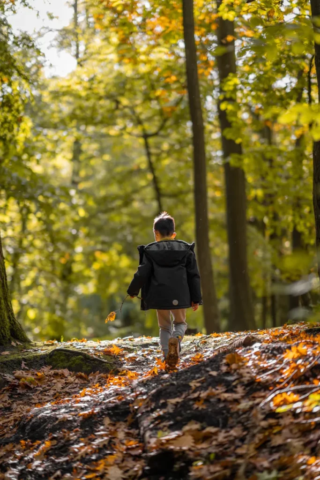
[{"xmin": 191, "ymin": 302, "xmax": 199, "ymax": 311}]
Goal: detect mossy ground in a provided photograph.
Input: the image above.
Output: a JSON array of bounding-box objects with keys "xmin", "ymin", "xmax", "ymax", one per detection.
[{"xmin": 0, "ymin": 342, "xmax": 119, "ymax": 379}]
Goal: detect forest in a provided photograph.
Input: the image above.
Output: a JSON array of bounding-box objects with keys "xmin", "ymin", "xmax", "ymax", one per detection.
[
  {"xmin": 2, "ymin": 0, "xmax": 320, "ymax": 343},
  {"xmin": 2, "ymin": 0, "xmax": 320, "ymax": 478}
]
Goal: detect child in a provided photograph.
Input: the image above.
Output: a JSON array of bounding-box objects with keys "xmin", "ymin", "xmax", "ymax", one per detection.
[{"xmin": 127, "ymin": 212, "xmax": 202, "ymax": 368}]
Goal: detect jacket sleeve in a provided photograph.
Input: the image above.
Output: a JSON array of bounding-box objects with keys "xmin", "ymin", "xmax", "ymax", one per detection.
[
  {"xmin": 127, "ymin": 253, "xmax": 152, "ymax": 297},
  {"xmin": 186, "ymin": 249, "xmax": 202, "ymax": 304}
]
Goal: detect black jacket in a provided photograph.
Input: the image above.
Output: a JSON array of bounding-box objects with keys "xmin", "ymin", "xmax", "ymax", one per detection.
[{"xmin": 127, "ymin": 239, "xmax": 202, "ymax": 311}]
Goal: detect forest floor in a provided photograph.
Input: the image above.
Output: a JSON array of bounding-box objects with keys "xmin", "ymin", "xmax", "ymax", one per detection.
[{"xmin": 1, "ymin": 323, "xmax": 320, "ymax": 479}]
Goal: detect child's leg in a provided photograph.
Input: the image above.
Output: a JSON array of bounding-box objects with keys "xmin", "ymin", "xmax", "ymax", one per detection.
[
  {"xmin": 172, "ymin": 309, "xmax": 187, "ymax": 349},
  {"xmin": 156, "ymin": 310, "xmax": 172, "ymax": 358}
]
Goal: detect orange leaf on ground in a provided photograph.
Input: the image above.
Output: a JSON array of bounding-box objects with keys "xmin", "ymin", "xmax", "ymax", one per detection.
[
  {"xmin": 284, "ymin": 343, "xmax": 308, "ymax": 359},
  {"xmin": 225, "ymin": 353, "xmax": 244, "ymax": 365},
  {"xmin": 145, "ymin": 366, "xmax": 158, "ymax": 376},
  {"xmin": 273, "ymin": 392, "xmax": 300, "ymax": 407},
  {"xmin": 155, "ymin": 358, "xmax": 166, "ymax": 370},
  {"xmin": 34, "ymin": 440, "xmax": 56, "ymax": 459},
  {"xmin": 120, "ymin": 370, "xmax": 139, "ymax": 380},
  {"xmin": 103, "ymin": 344, "xmax": 123, "ymax": 356},
  {"xmin": 190, "ymin": 353, "xmax": 204, "ymax": 363}
]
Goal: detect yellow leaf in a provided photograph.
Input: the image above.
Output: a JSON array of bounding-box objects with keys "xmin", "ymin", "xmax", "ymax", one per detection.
[
  {"xmin": 225, "ymin": 35, "xmax": 235, "ymax": 42},
  {"xmin": 273, "ymin": 392, "xmax": 300, "ymax": 407},
  {"xmin": 284, "ymin": 343, "xmax": 308, "ymax": 359},
  {"xmin": 105, "ymin": 311, "xmax": 116, "ymax": 323},
  {"xmin": 78, "ymin": 207, "xmax": 86, "ymax": 217}
]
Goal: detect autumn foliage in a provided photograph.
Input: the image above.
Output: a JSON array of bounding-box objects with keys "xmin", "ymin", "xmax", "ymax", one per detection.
[{"xmin": 1, "ymin": 323, "xmax": 320, "ymax": 478}]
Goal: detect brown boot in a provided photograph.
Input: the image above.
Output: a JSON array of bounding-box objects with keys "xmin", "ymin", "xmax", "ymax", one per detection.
[{"xmin": 165, "ymin": 337, "xmax": 179, "ymax": 369}]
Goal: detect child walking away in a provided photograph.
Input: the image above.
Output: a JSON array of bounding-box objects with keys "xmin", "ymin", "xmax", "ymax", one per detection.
[{"xmin": 127, "ymin": 212, "xmax": 202, "ymax": 368}]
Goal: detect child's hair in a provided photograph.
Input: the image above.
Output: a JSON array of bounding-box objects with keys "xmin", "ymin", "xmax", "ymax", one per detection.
[{"xmin": 154, "ymin": 212, "xmax": 175, "ymax": 237}]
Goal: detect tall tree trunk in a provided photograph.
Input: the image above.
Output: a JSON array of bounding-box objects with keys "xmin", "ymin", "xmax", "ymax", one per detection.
[
  {"xmin": 57, "ymin": 0, "xmax": 82, "ymax": 338},
  {"xmin": 10, "ymin": 203, "xmax": 27, "ymax": 297},
  {"xmin": 143, "ymin": 134, "xmax": 163, "ymax": 213},
  {"xmin": 0, "ymin": 235, "xmax": 29, "ymax": 345},
  {"xmin": 271, "ymin": 293, "xmax": 277, "ymax": 328},
  {"xmin": 310, "ymin": 0, "xmax": 320, "ymax": 277},
  {"xmin": 290, "ymin": 133, "xmax": 305, "ymax": 311},
  {"xmin": 182, "ymin": 0, "xmax": 220, "ymax": 333},
  {"xmin": 74, "ymin": 0, "xmax": 80, "ymax": 61},
  {"xmin": 216, "ymin": 1, "xmax": 255, "ymax": 331},
  {"xmin": 261, "ymin": 293, "xmax": 267, "ymax": 329}
]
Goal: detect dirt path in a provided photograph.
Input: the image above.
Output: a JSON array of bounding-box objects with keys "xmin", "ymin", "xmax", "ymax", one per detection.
[{"xmin": 1, "ymin": 324, "xmax": 320, "ymax": 479}]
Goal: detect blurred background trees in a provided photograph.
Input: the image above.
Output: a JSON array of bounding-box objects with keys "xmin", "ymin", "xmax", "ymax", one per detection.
[{"xmin": 1, "ymin": 0, "xmax": 319, "ymax": 342}]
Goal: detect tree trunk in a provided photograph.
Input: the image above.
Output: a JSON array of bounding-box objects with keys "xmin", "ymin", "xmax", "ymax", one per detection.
[
  {"xmin": 215, "ymin": 1, "xmax": 255, "ymax": 331},
  {"xmin": 74, "ymin": 0, "xmax": 80, "ymax": 61},
  {"xmin": 143, "ymin": 134, "xmax": 163, "ymax": 214},
  {"xmin": 310, "ymin": 0, "xmax": 320, "ymax": 277},
  {"xmin": 261, "ymin": 294, "xmax": 268, "ymax": 329},
  {"xmin": 0, "ymin": 235, "xmax": 29, "ymax": 345},
  {"xmin": 271, "ymin": 293, "xmax": 277, "ymax": 328},
  {"xmin": 289, "ymin": 226, "xmax": 303, "ymax": 311},
  {"xmin": 182, "ymin": 0, "xmax": 220, "ymax": 333}
]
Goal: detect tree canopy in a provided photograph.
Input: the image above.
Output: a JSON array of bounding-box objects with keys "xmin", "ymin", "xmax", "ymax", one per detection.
[{"xmin": 1, "ymin": 0, "xmax": 320, "ymax": 343}]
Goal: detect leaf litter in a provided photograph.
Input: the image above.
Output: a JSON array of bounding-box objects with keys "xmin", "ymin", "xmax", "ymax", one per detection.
[{"xmin": 1, "ymin": 323, "xmax": 320, "ymax": 478}]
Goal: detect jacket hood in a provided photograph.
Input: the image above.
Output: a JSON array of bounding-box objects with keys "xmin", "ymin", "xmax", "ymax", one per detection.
[{"xmin": 139, "ymin": 240, "xmax": 195, "ymax": 267}]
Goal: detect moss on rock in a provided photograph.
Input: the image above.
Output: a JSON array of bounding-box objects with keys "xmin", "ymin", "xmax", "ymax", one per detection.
[
  {"xmin": 46, "ymin": 348, "xmax": 117, "ymax": 374},
  {"xmin": 0, "ymin": 346, "xmax": 119, "ymax": 381}
]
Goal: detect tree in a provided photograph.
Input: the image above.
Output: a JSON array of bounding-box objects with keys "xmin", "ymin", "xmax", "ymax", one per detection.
[
  {"xmin": 182, "ymin": 0, "xmax": 220, "ymax": 333},
  {"xmin": 2, "ymin": 0, "xmax": 318, "ymax": 342},
  {"xmin": 0, "ymin": 1, "xmax": 37, "ymax": 345},
  {"xmin": 310, "ymin": 0, "xmax": 320, "ymax": 277},
  {"xmin": 215, "ymin": 0, "xmax": 255, "ymax": 331},
  {"xmin": 0, "ymin": 235, "xmax": 29, "ymax": 344}
]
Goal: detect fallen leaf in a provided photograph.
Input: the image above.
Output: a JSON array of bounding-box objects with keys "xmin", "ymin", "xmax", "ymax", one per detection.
[
  {"xmin": 225, "ymin": 353, "xmax": 244, "ymax": 365},
  {"xmin": 34, "ymin": 440, "xmax": 57, "ymax": 459},
  {"xmin": 167, "ymin": 434, "xmax": 194, "ymax": 450},
  {"xmin": 103, "ymin": 344, "xmax": 123, "ymax": 356},
  {"xmin": 284, "ymin": 343, "xmax": 308, "ymax": 360},
  {"xmin": 167, "ymin": 397, "xmax": 184, "ymax": 405},
  {"xmin": 189, "ymin": 377, "xmax": 205, "ymax": 390},
  {"xmin": 273, "ymin": 392, "xmax": 300, "ymax": 407},
  {"xmin": 190, "ymin": 353, "xmax": 204, "ymax": 363},
  {"xmin": 105, "ymin": 466, "xmax": 123, "ymax": 480}
]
